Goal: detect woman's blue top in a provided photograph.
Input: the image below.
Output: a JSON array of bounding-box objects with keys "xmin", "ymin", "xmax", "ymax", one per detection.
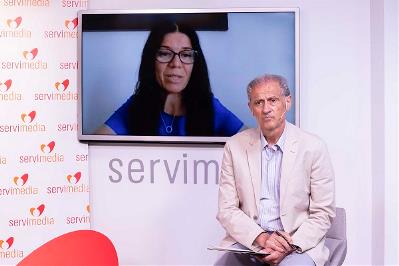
[{"xmin": 105, "ymin": 96, "xmax": 243, "ymax": 136}]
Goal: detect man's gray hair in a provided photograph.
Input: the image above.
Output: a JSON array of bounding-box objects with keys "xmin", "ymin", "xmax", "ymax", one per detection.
[{"xmin": 247, "ymin": 74, "xmax": 291, "ymax": 100}]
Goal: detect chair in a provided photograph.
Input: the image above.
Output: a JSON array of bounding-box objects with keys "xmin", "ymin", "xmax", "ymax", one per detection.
[
  {"xmin": 214, "ymin": 207, "xmax": 347, "ymax": 266},
  {"xmin": 325, "ymin": 207, "xmax": 347, "ymax": 266},
  {"xmin": 17, "ymin": 230, "xmax": 118, "ymax": 266}
]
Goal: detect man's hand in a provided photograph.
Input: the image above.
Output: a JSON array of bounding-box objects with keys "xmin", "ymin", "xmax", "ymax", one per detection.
[
  {"xmin": 254, "ymin": 231, "xmax": 294, "ymax": 264},
  {"xmin": 255, "ymin": 231, "xmax": 293, "ymax": 253}
]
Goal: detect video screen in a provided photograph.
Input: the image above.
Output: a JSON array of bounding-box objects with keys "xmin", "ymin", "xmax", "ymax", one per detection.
[{"xmin": 78, "ymin": 8, "xmax": 299, "ymax": 143}]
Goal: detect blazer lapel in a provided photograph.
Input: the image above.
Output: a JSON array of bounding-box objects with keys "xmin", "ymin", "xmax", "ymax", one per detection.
[
  {"xmin": 280, "ymin": 123, "xmax": 298, "ymax": 211},
  {"xmin": 246, "ymin": 128, "xmax": 262, "ymax": 213}
]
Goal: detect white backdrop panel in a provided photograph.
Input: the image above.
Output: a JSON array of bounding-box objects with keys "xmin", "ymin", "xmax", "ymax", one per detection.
[{"xmin": 89, "ymin": 144, "xmax": 226, "ymax": 265}]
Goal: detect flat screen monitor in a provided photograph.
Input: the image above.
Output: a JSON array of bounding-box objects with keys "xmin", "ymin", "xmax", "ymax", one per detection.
[{"xmin": 77, "ymin": 8, "xmax": 299, "ymax": 143}]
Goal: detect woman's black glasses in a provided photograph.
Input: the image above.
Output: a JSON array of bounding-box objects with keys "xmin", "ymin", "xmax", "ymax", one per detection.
[{"xmin": 155, "ymin": 48, "xmax": 197, "ymax": 64}]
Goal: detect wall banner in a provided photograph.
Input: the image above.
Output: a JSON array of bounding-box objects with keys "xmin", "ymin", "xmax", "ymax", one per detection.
[{"xmin": 0, "ymin": 1, "xmax": 89, "ymax": 265}]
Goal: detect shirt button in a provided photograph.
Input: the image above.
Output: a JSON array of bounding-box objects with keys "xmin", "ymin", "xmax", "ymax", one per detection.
[{"xmin": 253, "ymin": 215, "xmax": 258, "ymax": 220}]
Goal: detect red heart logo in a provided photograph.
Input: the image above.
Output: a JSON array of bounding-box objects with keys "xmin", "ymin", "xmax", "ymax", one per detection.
[
  {"xmin": 0, "ymin": 79, "xmax": 12, "ymax": 92},
  {"xmin": 0, "ymin": 237, "xmax": 14, "ymax": 250},
  {"xmin": 65, "ymin": 17, "xmax": 78, "ymax": 30},
  {"xmin": 54, "ymin": 79, "xmax": 69, "ymax": 91},
  {"xmin": 30, "ymin": 204, "xmax": 45, "ymax": 217},
  {"xmin": 22, "ymin": 48, "xmax": 38, "ymax": 60},
  {"xmin": 21, "ymin": 111, "xmax": 36, "ymax": 123},
  {"xmin": 7, "ymin": 16, "xmax": 22, "ymax": 28},
  {"xmin": 40, "ymin": 141, "xmax": 55, "ymax": 153},
  {"xmin": 67, "ymin": 171, "xmax": 81, "ymax": 184},
  {"xmin": 13, "ymin": 173, "xmax": 28, "ymax": 186}
]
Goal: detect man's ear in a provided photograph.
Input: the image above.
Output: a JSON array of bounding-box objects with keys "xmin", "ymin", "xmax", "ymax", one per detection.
[
  {"xmin": 248, "ymin": 101, "xmax": 254, "ymax": 115},
  {"xmin": 285, "ymin": 95, "xmax": 292, "ymax": 111}
]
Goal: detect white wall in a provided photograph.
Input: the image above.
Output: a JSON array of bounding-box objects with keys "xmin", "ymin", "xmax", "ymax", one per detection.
[
  {"xmin": 298, "ymin": 3, "xmax": 371, "ymax": 264},
  {"xmin": 382, "ymin": 0, "xmax": 399, "ymax": 264},
  {"xmin": 88, "ymin": 0, "xmax": 398, "ymax": 265}
]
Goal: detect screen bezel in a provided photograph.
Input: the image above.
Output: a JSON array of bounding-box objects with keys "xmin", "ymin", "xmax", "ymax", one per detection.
[{"xmin": 77, "ymin": 7, "xmax": 300, "ymax": 143}]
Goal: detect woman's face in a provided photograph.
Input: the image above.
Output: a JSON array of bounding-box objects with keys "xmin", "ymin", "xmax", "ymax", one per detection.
[{"xmin": 155, "ymin": 32, "xmax": 194, "ymax": 94}]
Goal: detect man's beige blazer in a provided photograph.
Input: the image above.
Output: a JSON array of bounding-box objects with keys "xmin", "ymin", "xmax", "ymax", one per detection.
[{"xmin": 217, "ymin": 122, "xmax": 335, "ymax": 266}]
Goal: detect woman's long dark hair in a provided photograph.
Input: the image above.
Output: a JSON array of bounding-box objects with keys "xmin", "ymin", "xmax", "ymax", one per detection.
[{"xmin": 126, "ymin": 22, "xmax": 214, "ymax": 136}]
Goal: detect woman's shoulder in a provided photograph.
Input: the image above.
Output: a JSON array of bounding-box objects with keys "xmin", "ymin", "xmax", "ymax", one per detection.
[
  {"xmin": 211, "ymin": 96, "xmax": 243, "ymax": 136},
  {"xmin": 211, "ymin": 96, "xmax": 228, "ymax": 113},
  {"xmin": 211, "ymin": 96, "xmax": 240, "ymax": 119},
  {"xmin": 104, "ymin": 95, "xmax": 135, "ymax": 135}
]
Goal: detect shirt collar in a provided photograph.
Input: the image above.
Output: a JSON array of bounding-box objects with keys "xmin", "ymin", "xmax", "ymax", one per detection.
[{"xmin": 259, "ymin": 124, "xmax": 287, "ymax": 153}]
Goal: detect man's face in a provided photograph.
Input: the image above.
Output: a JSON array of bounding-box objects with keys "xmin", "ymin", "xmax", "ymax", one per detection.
[{"xmin": 248, "ymin": 80, "xmax": 291, "ymax": 135}]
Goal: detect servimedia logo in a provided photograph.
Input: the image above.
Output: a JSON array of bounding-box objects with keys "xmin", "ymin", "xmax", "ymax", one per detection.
[
  {"xmin": 2, "ymin": 0, "xmax": 50, "ymax": 7},
  {"xmin": 0, "ymin": 110, "xmax": 45, "ymax": 133},
  {"xmin": 34, "ymin": 79, "xmax": 77, "ymax": 101},
  {"xmin": 8, "ymin": 204, "xmax": 55, "ymax": 227},
  {"xmin": 0, "ymin": 78, "xmax": 22, "ymax": 102},
  {"xmin": 0, "ymin": 16, "xmax": 31, "ymax": 38},
  {"xmin": 44, "ymin": 17, "xmax": 78, "ymax": 38},
  {"xmin": 19, "ymin": 140, "xmax": 64, "ymax": 163},
  {"xmin": 47, "ymin": 171, "xmax": 89, "ymax": 194},
  {"xmin": 0, "ymin": 236, "xmax": 23, "ymax": 259},
  {"xmin": 1, "ymin": 48, "xmax": 47, "ymax": 70},
  {"xmin": 0, "ymin": 173, "xmax": 38, "ymax": 197}
]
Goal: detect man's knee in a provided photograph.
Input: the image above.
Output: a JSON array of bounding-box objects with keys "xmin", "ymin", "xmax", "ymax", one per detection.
[{"xmin": 278, "ymin": 252, "xmax": 315, "ymax": 266}]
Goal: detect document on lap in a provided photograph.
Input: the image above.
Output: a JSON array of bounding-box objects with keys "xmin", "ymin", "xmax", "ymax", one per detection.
[{"xmin": 208, "ymin": 242, "xmax": 269, "ymax": 256}]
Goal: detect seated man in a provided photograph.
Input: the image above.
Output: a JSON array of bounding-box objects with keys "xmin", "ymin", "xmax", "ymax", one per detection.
[{"xmin": 216, "ymin": 74, "xmax": 335, "ymax": 266}]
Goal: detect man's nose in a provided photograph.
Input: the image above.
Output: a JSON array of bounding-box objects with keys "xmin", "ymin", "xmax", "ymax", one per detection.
[{"xmin": 262, "ymin": 102, "xmax": 272, "ymax": 113}]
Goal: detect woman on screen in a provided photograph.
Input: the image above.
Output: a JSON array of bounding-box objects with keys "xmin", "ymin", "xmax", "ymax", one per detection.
[{"xmin": 96, "ymin": 22, "xmax": 243, "ymax": 136}]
